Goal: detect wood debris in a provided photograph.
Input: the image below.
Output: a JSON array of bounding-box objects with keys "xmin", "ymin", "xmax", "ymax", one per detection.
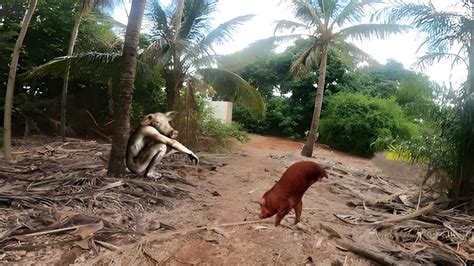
[{"xmin": 325, "ymin": 164, "xmax": 474, "ymax": 265}]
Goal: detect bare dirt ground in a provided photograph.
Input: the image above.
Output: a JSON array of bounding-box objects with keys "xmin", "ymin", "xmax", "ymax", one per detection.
[{"xmin": 0, "ymin": 134, "xmax": 472, "ymax": 265}]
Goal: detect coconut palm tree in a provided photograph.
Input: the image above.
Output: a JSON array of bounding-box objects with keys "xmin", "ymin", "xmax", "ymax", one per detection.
[
  {"xmin": 60, "ymin": 0, "xmax": 116, "ymax": 142},
  {"xmin": 143, "ymin": 0, "xmax": 264, "ymax": 117},
  {"xmin": 3, "ymin": 0, "xmax": 38, "ymax": 161},
  {"xmin": 107, "ymin": 0, "xmax": 147, "ymax": 177},
  {"xmin": 385, "ymin": 0, "xmax": 473, "ymax": 202},
  {"xmin": 27, "ymin": 0, "xmax": 265, "ymax": 120},
  {"xmin": 275, "ymin": 0, "xmax": 409, "ymax": 157}
]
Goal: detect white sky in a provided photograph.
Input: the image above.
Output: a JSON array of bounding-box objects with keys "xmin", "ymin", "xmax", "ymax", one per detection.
[{"xmin": 112, "ymin": 0, "xmax": 468, "ymax": 87}]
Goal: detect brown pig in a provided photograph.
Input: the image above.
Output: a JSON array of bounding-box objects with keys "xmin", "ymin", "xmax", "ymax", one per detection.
[{"xmin": 259, "ymin": 161, "xmax": 328, "ymax": 226}]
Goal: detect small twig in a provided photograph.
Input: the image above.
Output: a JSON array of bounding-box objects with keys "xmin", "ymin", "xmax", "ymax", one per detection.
[{"xmin": 94, "ymin": 240, "xmax": 120, "ymax": 251}]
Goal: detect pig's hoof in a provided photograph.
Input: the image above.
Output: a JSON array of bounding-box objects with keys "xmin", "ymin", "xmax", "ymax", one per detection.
[{"xmin": 146, "ymin": 172, "xmax": 163, "ymax": 181}]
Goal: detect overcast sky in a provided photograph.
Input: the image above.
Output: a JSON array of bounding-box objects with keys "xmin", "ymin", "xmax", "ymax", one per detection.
[{"xmin": 112, "ymin": 0, "xmax": 468, "ymax": 87}]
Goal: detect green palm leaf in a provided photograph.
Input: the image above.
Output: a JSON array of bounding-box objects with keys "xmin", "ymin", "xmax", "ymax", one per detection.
[
  {"xmin": 331, "ymin": 39, "xmax": 377, "ymax": 65},
  {"xmin": 198, "ymin": 68, "xmax": 265, "ymax": 119},
  {"xmin": 333, "ymin": 0, "xmax": 382, "ymax": 27},
  {"xmin": 21, "ymin": 52, "xmax": 121, "ymax": 82},
  {"xmin": 201, "ymin": 14, "xmax": 255, "ymax": 48},
  {"xmin": 417, "ymin": 52, "xmax": 468, "ymax": 70},
  {"xmin": 274, "ymin": 19, "xmax": 311, "ymax": 34},
  {"xmin": 380, "ymin": 2, "xmax": 469, "ymax": 51},
  {"xmin": 337, "ymin": 23, "xmax": 411, "ymax": 41},
  {"xmin": 290, "ymin": 0, "xmax": 324, "ymax": 28}
]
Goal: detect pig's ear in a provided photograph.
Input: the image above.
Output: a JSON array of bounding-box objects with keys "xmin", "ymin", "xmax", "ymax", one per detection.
[
  {"xmin": 139, "ymin": 114, "xmax": 153, "ymax": 126},
  {"xmin": 165, "ymin": 111, "xmax": 179, "ymax": 121}
]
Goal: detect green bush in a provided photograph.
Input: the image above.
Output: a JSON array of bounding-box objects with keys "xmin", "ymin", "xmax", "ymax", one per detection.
[
  {"xmin": 319, "ymin": 92, "xmax": 418, "ymax": 157},
  {"xmin": 198, "ymin": 105, "xmax": 250, "ymax": 151},
  {"xmin": 200, "ymin": 116, "xmax": 249, "ymax": 144},
  {"xmin": 233, "ymin": 96, "xmax": 305, "ymax": 139}
]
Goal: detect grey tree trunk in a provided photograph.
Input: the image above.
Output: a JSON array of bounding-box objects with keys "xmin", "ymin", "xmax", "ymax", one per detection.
[
  {"xmin": 107, "ymin": 0, "xmax": 146, "ymax": 177},
  {"xmin": 3, "ymin": 0, "xmax": 38, "ymax": 161},
  {"xmin": 60, "ymin": 5, "xmax": 86, "ymax": 142},
  {"xmin": 301, "ymin": 44, "xmax": 329, "ymax": 157}
]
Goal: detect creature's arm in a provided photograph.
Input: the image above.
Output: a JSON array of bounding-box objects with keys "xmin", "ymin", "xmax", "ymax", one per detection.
[{"xmin": 142, "ymin": 126, "xmax": 199, "ymax": 165}]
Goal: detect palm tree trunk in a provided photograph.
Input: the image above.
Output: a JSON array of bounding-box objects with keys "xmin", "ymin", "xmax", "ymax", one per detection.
[
  {"xmin": 3, "ymin": 0, "xmax": 38, "ymax": 161},
  {"xmin": 107, "ymin": 78, "xmax": 113, "ymax": 116},
  {"xmin": 301, "ymin": 44, "xmax": 329, "ymax": 157},
  {"xmin": 107, "ymin": 0, "xmax": 146, "ymax": 177},
  {"xmin": 166, "ymin": 72, "xmax": 178, "ymax": 111},
  {"xmin": 60, "ymin": 5, "xmax": 86, "ymax": 142},
  {"xmin": 455, "ymin": 5, "xmax": 474, "ymax": 203},
  {"xmin": 165, "ymin": 0, "xmax": 184, "ymax": 112}
]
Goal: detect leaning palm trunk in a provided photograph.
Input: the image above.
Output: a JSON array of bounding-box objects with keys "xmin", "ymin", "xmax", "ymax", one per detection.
[
  {"xmin": 60, "ymin": 5, "xmax": 87, "ymax": 142},
  {"xmin": 107, "ymin": 0, "xmax": 146, "ymax": 177},
  {"xmin": 3, "ymin": 0, "xmax": 38, "ymax": 161},
  {"xmin": 301, "ymin": 44, "xmax": 329, "ymax": 157}
]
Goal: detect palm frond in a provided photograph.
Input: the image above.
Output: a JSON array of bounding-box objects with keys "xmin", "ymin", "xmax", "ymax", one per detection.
[
  {"xmin": 378, "ymin": 2, "xmax": 468, "ymax": 51},
  {"xmin": 316, "ymin": 0, "xmax": 338, "ymax": 21},
  {"xmin": 290, "ymin": 0, "xmax": 324, "ymax": 28},
  {"xmin": 200, "ymin": 14, "xmax": 255, "ymax": 48},
  {"xmin": 146, "ymin": 0, "xmax": 169, "ymax": 39},
  {"xmin": 334, "ymin": 0, "xmax": 382, "ymax": 27},
  {"xmin": 290, "ymin": 43, "xmax": 319, "ymax": 77},
  {"xmin": 20, "ymin": 53, "xmax": 122, "ymax": 82},
  {"xmin": 416, "ymin": 52, "xmax": 468, "ymax": 70},
  {"xmin": 338, "ymin": 23, "xmax": 410, "ymax": 41},
  {"xmin": 198, "ymin": 68, "xmax": 265, "ymax": 119},
  {"xmin": 180, "ymin": 0, "xmax": 217, "ymax": 42},
  {"xmin": 141, "ymin": 39, "xmax": 172, "ymax": 67},
  {"xmin": 274, "ymin": 19, "xmax": 310, "ymax": 34},
  {"xmin": 331, "ymin": 39, "xmax": 377, "ymax": 65}
]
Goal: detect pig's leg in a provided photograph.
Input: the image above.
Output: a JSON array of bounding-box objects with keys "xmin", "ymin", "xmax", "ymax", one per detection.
[
  {"xmin": 274, "ymin": 209, "xmax": 290, "ymax": 226},
  {"xmin": 294, "ymin": 200, "xmax": 303, "ymax": 224},
  {"xmin": 144, "ymin": 143, "xmax": 167, "ymax": 180}
]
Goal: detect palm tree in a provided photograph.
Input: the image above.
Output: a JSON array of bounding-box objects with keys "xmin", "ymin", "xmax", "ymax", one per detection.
[
  {"xmin": 385, "ymin": 0, "xmax": 473, "ymax": 202},
  {"xmin": 107, "ymin": 0, "xmax": 147, "ymax": 177},
  {"xmin": 275, "ymin": 0, "xmax": 408, "ymax": 157},
  {"xmin": 143, "ymin": 0, "xmax": 264, "ymax": 117},
  {"xmin": 61, "ymin": 0, "xmax": 116, "ymax": 142},
  {"xmin": 3, "ymin": 0, "xmax": 38, "ymax": 161}
]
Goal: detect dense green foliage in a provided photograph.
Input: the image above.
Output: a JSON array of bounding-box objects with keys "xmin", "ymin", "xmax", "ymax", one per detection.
[
  {"xmin": 2, "ymin": 0, "xmax": 472, "ymax": 202},
  {"xmin": 227, "ymin": 40, "xmax": 436, "ymax": 156},
  {"xmin": 319, "ymin": 92, "xmax": 418, "ymax": 157},
  {"xmin": 0, "ymin": 0, "xmax": 123, "ymax": 136}
]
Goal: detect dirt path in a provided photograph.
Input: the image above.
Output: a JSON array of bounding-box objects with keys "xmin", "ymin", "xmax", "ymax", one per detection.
[
  {"xmin": 3, "ymin": 134, "xmax": 440, "ymax": 265},
  {"xmin": 83, "ymin": 134, "xmax": 423, "ymax": 265}
]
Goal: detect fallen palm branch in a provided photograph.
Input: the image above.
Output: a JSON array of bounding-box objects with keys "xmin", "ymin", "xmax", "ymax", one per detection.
[
  {"xmin": 328, "ymin": 170, "xmax": 473, "ymax": 265},
  {"xmin": 0, "ymin": 138, "xmax": 220, "ymax": 263}
]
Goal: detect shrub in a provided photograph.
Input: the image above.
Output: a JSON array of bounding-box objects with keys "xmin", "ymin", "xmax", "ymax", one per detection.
[
  {"xmin": 199, "ymin": 104, "xmax": 250, "ymax": 152},
  {"xmin": 233, "ymin": 96, "xmax": 305, "ymax": 139},
  {"xmin": 319, "ymin": 92, "xmax": 418, "ymax": 157}
]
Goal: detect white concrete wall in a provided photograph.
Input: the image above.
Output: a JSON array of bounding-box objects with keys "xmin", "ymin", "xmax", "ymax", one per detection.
[{"xmin": 209, "ymin": 101, "xmax": 233, "ymax": 124}]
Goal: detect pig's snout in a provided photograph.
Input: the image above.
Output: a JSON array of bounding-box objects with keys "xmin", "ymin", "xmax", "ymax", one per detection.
[{"xmin": 170, "ymin": 130, "xmax": 178, "ymax": 139}]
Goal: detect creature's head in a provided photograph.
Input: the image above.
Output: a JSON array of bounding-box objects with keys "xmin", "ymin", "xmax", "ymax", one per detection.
[
  {"xmin": 320, "ymin": 168, "xmax": 329, "ymax": 180},
  {"xmin": 140, "ymin": 111, "xmax": 179, "ymax": 138},
  {"xmin": 258, "ymin": 197, "xmax": 275, "ymax": 219}
]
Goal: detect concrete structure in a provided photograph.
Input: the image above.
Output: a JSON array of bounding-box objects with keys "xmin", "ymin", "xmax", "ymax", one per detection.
[{"xmin": 209, "ymin": 101, "xmax": 233, "ymax": 124}]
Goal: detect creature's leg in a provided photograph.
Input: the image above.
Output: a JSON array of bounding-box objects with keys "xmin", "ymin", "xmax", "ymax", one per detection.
[
  {"xmin": 294, "ymin": 201, "xmax": 303, "ymax": 225},
  {"xmin": 144, "ymin": 143, "xmax": 167, "ymax": 180},
  {"xmin": 274, "ymin": 209, "xmax": 290, "ymax": 226}
]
